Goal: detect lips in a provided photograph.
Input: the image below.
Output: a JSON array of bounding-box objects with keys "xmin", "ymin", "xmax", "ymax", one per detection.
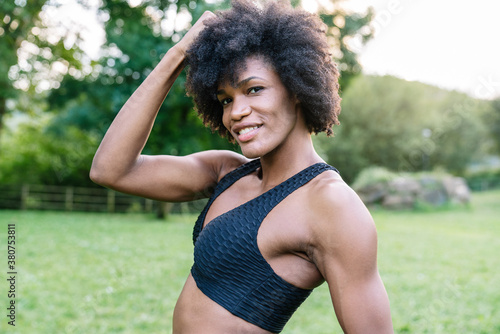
[
  {"xmin": 238, "ymin": 126, "xmax": 259, "ymax": 135},
  {"xmin": 232, "ymin": 124, "xmax": 262, "ymax": 142}
]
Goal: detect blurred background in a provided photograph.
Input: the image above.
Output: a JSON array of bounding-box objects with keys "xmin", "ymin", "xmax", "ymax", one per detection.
[
  {"xmin": 0, "ymin": 1, "xmax": 499, "ymax": 333},
  {"xmin": 0, "ymin": 0, "xmax": 499, "ymax": 210}
]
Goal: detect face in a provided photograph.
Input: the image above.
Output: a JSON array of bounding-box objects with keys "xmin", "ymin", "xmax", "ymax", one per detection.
[{"xmin": 217, "ymin": 56, "xmax": 304, "ymax": 159}]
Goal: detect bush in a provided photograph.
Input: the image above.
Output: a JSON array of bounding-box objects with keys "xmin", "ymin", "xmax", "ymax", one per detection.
[
  {"xmin": 315, "ymin": 75, "xmax": 492, "ymax": 184},
  {"xmin": 465, "ymin": 168, "xmax": 500, "ymax": 191},
  {"xmin": 0, "ymin": 116, "xmax": 100, "ymax": 186},
  {"xmin": 351, "ymin": 166, "xmax": 399, "ymax": 191}
]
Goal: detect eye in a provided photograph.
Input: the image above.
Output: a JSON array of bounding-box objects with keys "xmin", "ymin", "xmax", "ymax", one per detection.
[
  {"xmin": 248, "ymin": 86, "xmax": 263, "ymax": 94},
  {"xmin": 220, "ymin": 97, "xmax": 232, "ymax": 106}
]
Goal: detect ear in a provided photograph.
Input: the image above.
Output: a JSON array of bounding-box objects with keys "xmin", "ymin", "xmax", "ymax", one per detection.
[{"xmin": 293, "ymin": 95, "xmax": 302, "ymax": 112}]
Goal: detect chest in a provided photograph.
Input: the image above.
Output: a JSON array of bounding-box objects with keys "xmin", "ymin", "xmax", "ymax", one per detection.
[
  {"xmin": 204, "ymin": 178, "xmax": 312, "ymax": 254},
  {"xmin": 196, "ymin": 179, "xmax": 323, "ymax": 289}
]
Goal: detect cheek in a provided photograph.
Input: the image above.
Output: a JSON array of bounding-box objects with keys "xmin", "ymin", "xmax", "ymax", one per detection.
[
  {"xmin": 221, "ymin": 109, "xmax": 230, "ymax": 130},
  {"xmin": 222, "ymin": 109, "xmax": 238, "ymax": 141},
  {"xmin": 278, "ymin": 102, "xmax": 298, "ymax": 127}
]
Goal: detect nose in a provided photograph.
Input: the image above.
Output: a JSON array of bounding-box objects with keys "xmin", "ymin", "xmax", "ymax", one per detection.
[{"xmin": 229, "ymin": 96, "xmax": 252, "ymax": 121}]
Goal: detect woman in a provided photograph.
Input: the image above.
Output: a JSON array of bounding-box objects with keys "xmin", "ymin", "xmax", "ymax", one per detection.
[{"xmin": 90, "ymin": 1, "xmax": 393, "ymax": 333}]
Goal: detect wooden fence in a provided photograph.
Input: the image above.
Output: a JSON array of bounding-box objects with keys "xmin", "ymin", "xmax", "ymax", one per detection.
[
  {"xmin": 0, "ymin": 184, "xmax": 207, "ymax": 214},
  {"xmin": 2, "ymin": 178, "xmax": 498, "ymax": 214}
]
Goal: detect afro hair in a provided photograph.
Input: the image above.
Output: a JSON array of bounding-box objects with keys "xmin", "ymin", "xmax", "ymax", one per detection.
[{"xmin": 185, "ymin": 0, "xmax": 341, "ymax": 140}]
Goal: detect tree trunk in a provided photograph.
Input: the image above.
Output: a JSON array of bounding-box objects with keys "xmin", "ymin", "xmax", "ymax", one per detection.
[{"xmin": 156, "ymin": 201, "xmax": 173, "ymax": 220}]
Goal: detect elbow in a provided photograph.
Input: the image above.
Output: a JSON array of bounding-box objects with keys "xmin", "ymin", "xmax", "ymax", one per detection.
[
  {"xmin": 89, "ymin": 165, "xmax": 106, "ymax": 187},
  {"xmin": 89, "ymin": 161, "xmax": 115, "ymax": 188},
  {"xmin": 90, "ymin": 154, "xmax": 139, "ymax": 189}
]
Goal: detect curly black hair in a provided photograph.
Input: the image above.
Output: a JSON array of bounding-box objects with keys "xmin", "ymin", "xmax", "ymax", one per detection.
[{"xmin": 185, "ymin": 0, "xmax": 341, "ymax": 141}]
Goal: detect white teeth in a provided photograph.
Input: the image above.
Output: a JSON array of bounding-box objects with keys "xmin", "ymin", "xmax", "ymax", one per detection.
[{"xmin": 238, "ymin": 126, "xmax": 259, "ymax": 135}]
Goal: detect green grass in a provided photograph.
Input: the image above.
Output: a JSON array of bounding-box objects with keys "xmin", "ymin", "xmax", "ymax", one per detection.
[{"xmin": 0, "ymin": 190, "xmax": 499, "ymax": 333}]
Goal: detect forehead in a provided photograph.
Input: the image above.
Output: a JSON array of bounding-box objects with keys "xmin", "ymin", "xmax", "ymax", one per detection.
[{"xmin": 218, "ymin": 55, "xmax": 278, "ymax": 89}]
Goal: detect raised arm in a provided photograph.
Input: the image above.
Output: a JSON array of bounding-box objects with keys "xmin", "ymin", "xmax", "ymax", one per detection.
[
  {"xmin": 310, "ymin": 180, "xmax": 393, "ymax": 333},
  {"xmin": 90, "ymin": 12, "xmax": 247, "ymax": 201}
]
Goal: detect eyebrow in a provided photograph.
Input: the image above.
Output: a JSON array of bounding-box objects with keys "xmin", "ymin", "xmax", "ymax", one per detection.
[{"xmin": 216, "ymin": 76, "xmax": 265, "ymax": 96}]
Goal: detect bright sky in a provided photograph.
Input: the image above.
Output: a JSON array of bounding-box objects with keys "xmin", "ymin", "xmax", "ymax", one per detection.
[{"xmin": 342, "ymin": 0, "xmax": 500, "ymax": 100}]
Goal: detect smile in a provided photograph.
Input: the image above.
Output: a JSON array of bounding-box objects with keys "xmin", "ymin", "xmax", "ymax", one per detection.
[
  {"xmin": 238, "ymin": 126, "xmax": 260, "ymax": 135},
  {"xmin": 235, "ymin": 125, "xmax": 262, "ymax": 142}
]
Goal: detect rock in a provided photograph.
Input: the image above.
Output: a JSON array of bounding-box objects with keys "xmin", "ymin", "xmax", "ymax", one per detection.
[
  {"xmin": 357, "ymin": 182, "xmax": 388, "ymax": 205},
  {"xmin": 418, "ymin": 176, "xmax": 448, "ymax": 206},
  {"xmin": 382, "ymin": 193, "xmax": 415, "ymax": 210},
  {"xmin": 378, "ymin": 177, "xmax": 421, "ymax": 209},
  {"xmin": 354, "ymin": 171, "xmax": 471, "ymax": 210},
  {"xmin": 442, "ymin": 177, "xmax": 471, "ymax": 204},
  {"xmin": 388, "ymin": 177, "xmax": 422, "ymax": 195}
]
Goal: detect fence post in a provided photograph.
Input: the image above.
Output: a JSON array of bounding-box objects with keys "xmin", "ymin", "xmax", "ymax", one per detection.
[
  {"xmin": 145, "ymin": 199, "xmax": 153, "ymax": 213},
  {"xmin": 65, "ymin": 187, "xmax": 74, "ymax": 211},
  {"xmin": 180, "ymin": 202, "xmax": 190, "ymax": 215},
  {"xmin": 21, "ymin": 184, "xmax": 29, "ymax": 210},
  {"xmin": 107, "ymin": 190, "xmax": 115, "ymax": 213}
]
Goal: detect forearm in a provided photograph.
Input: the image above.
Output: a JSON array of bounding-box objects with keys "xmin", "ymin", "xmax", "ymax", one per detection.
[{"xmin": 91, "ymin": 45, "xmax": 185, "ymax": 184}]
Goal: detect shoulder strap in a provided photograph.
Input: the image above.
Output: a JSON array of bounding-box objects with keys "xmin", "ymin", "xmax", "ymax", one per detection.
[
  {"xmin": 193, "ymin": 159, "xmax": 261, "ymax": 244},
  {"xmin": 212, "ymin": 159, "xmax": 261, "ymax": 198},
  {"xmin": 253, "ymin": 163, "xmax": 338, "ymax": 220}
]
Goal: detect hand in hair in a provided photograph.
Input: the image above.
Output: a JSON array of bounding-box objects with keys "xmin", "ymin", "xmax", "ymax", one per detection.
[{"xmin": 176, "ymin": 11, "xmax": 216, "ymax": 56}]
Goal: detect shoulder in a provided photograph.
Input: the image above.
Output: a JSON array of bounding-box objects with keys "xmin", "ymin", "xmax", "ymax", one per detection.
[
  {"xmin": 305, "ymin": 171, "xmax": 378, "ymax": 276},
  {"xmin": 307, "ymin": 169, "xmax": 369, "ymax": 220},
  {"xmin": 199, "ymin": 149, "xmax": 250, "ymax": 182}
]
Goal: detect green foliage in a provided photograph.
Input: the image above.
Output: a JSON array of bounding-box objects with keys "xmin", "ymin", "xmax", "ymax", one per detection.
[
  {"xmin": 0, "ymin": 115, "xmax": 100, "ymax": 186},
  {"xmin": 485, "ymin": 98, "xmax": 500, "ymax": 153},
  {"xmin": 0, "ymin": 0, "xmax": 87, "ymax": 129},
  {"xmin": 465, "ymin": 167, "xmax": 500, "ymax": 191},
  {"xmin": 0, "ymin": 0, "xmax": 44, "ymax": 97},
  {"xmin": 319, "ymin": 7, "xmax": 374, "ymax": 89},
  {"xmin": 0, "ymin": 0, "xmax": 44, "ymax": 129},
  {"xmin": 3, "ymin": 0, "xmax": 373, "ymax": 185},
  {"xmin": 47, "ymin": 0, "xmax": 373, "ymax": 157},
  {"xmin": 351, "ymin": 166, "xmax": 398, "ymax": 190},
  {"xmin": 316, "ymin": 75, "xmax": 492, "ymax": 183},
  {"xmin": 48, "ymin": 0, "xmax": 237, "ymax": 157},
  {"xmin": 1, "ymin": 189, "xmax": 500, "ymax": 333}
]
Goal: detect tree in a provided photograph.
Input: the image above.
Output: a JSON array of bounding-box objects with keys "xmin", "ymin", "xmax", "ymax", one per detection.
[
  {"xmin": 316, "ymin": 75, "xmax": 491, "ymax": 183},
  {"xmin": 0, "ymin": 0, "xmax": 88, "ymax": 137},
  {"xmin": 48, "ymin": 0, "xmax": 237, "ymax": 157},
  {"xmin": 0, "ymin": 115, "xmax": 99, "ymax": 186},
  {"xmin": 487, "ymin": 98, "xmax": 500, "ymax": 154},
  {"xmin": 318, "ymin": 5, "xmax": 374, "ymax": 89},
  {"xmin": 0, "ymin": 0, "xmax": 374, "ymax": 186},
  {"xmin": 48, "ymin": 0, "xmax": 374, "ymax": 157},
  {"xmin": 1, "ymin": 0, "xmax": 45, "ymax": 136}
]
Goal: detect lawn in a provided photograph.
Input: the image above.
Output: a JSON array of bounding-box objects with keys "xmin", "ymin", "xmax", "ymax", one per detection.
[{"xmin": 0, "ymin": 190, "xmax": 499, "ymax": 333}]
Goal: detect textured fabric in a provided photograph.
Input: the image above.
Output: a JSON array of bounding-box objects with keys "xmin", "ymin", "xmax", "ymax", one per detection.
[{"xmin": 191, "ymin": 159, "xmax": 339, "ymax": 333}]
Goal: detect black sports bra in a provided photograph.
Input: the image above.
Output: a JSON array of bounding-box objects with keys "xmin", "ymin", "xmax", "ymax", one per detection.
[{"xmin": 191, "ymin": 159, "xmax": 338, "ymax": 333}]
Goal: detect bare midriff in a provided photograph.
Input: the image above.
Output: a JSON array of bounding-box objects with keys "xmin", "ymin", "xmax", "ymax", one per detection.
[{"xmin": 172, "ymin": 274, "xmax": 273, "ymax": 334}]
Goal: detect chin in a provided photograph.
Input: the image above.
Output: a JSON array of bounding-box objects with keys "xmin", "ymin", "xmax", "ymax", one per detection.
[
  {"xmin": 239, "ymin": 143, "xmax": 265, "ymax": 159},
  {"xmin": 240, "ymin": 149, "xmax": 261, "ymax": 159},
  {"xmin": 240, "ymin": 141, "xmax": 279, "ymax": 160}
]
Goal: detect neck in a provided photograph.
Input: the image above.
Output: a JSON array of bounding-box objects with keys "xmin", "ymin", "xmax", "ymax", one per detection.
[{"xmin": 258, "ymin": 133, "xmax": 323, "ymax": 189}]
